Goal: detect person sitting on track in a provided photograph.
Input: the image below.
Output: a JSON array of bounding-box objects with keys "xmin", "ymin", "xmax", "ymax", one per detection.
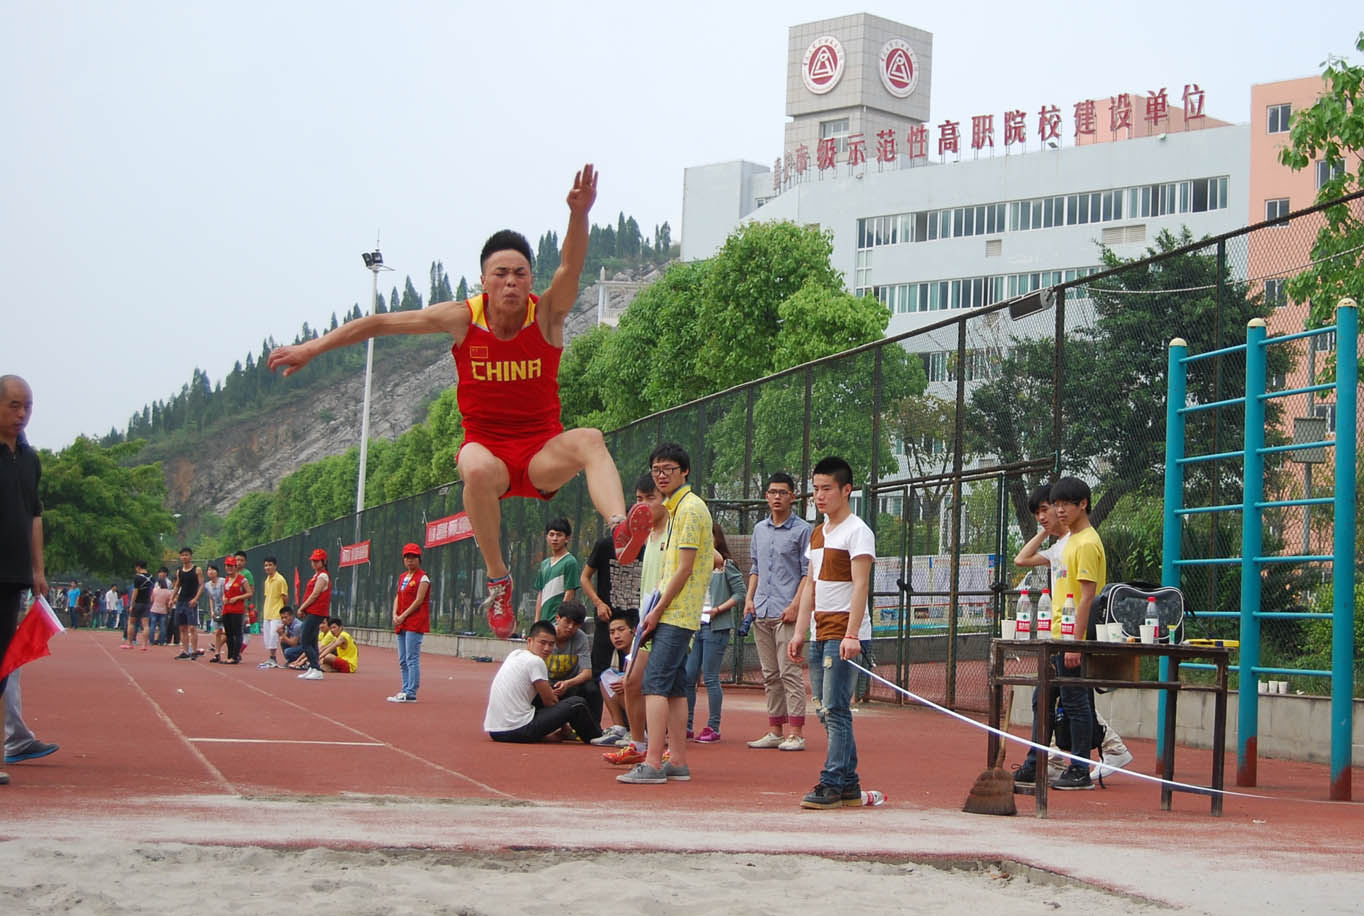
[
  {"xmin": 484, "ymin": 621, "xmax": 603, "ymax": 744},
  {"xmin": 277, "ymin": 607, "xmax": 305, "ymax": 668},
  {"xmin": 317, "ymin": 617, "xmax": 359, "ymax": 674}
]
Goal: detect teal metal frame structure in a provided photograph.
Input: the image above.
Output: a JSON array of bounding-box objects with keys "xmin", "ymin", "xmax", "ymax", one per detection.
[{"xmin": 1162, "ymin": 300, "xmax": 1357, "ymax": 801}]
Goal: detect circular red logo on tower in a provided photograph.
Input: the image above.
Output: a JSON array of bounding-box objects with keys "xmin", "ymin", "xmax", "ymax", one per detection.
[
  {"xmin": 802, "ymin": 36, "xmax": 845, "ymax": 95},
  {"xmin": 879, "ymin": 39, "xmax": 919, "ymax": 99}
]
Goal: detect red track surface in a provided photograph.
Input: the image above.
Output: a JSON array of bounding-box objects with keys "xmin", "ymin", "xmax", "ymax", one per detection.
[{"xmin": 4, "ymin": 629, "xmax": 1362, "ymax": 912}]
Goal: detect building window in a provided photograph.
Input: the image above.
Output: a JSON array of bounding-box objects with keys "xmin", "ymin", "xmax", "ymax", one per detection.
[
  {"xmin": 820, "ymin": 118, "xmax": 851, "ymax": 154},
  {"xmin": 1314, "ymin": 329, "xmax": 1337, "ymax": 353},
  {"xmin": 1313, "ymin": 403, "xmax": 1337, "ymax": 434},
  {"xmin": 1264, "ymin": 278, "xmax": 1287, "ymax": 309},
  {"xmin": 1267, "ymin": 103, "xmax": 1292, "ymax": 134},
  {"xmin": 1265, "ymin": 198, "xmax": 1290, "ymax": 223},
  {"xmin": 1316, "ymin": 160, "xmax": 1345, "ymax": 190},
  {"xmin": 923, "ymin": 351, "xmax": 948, "ymax": 382}
]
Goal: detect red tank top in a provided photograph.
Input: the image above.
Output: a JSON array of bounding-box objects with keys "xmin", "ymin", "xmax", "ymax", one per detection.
[
  {"xmin": 302, "ymin": 572, "xmax": 331, "ymax": 618},
  {"xmin": 396, "ymin": 568, "xmax": 431, "ymax": 634},
  {"xmin": 222, "ymin": 574, "xmax": 246, "ymax": 615},
  {"xmin": 450, "ymin": 294, "xmax": 563, "ymax": 443}
]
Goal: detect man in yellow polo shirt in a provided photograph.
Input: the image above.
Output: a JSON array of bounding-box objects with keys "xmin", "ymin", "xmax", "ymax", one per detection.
[
  {"xmin": 258, "ymin": 555, "xmax": 289, "ymax": 669},
  {"xmin": 618, "ymin": 443, "xmax": 713, "ymax": 786}
]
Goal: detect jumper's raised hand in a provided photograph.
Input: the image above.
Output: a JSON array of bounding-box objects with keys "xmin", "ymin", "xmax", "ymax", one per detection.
[{"xmin": 566, "ymin": 163, "xmax": 598, "ymax": 215}]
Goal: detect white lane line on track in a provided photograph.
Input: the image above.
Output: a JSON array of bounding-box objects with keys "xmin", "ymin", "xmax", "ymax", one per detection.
[
  {"xmin": 193, "ymin": 656, "xmax": 518, "ymax": 800},
  {"xmin": 188, "ymin": 738, "xmax": 384, "ymax": 746},
  {"xmin": 94, "ymin": 636, "xmax": 237, "ymax": 795}
]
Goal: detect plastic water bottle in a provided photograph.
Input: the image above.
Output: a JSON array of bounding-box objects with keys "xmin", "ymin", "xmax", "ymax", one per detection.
[
  {"xmin": 1015, "ymin": 588, "xmax": 1032, "ymax": 640},
  {"xmin": 1060, "ymin": 593, "xmax": 1077, "ymax": 639},
  {"xmin": 1145, "ymin": 596, "xmax": 1160, "ymax": 642},
  {"xmin": 1036, "ymin": 589, "xmax": 1053, "ymax": 639}
]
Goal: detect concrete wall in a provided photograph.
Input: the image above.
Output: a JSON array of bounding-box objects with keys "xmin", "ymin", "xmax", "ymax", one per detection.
[{"xmin": 1009, "ymin": 685, "xmax": 1364, "ymax": 767}]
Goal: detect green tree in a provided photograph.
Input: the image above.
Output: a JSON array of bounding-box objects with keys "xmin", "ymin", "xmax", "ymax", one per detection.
[
  {"xmin": 967, "ymin": 227, "xmax": 1293, "ymax": 535},
  {"xmin": 400, "ymin": 276, "xmax": 423, "ymax": 312},
  {"xmin": 39, "ymin": 438, "xmax": 176, "ymax": 575},
  {"xmin": 429, "ymin": 260, "xmax": 454, "ymax": 304},
  {"xmin": 219, "ymin": 492, "xmax": 275, "ymax": 552},
  {"xmin": 456, "ymin": 275, "xmax": 469, "ymax": 301},
  {"xmin": 697, "ymin": 222, "xmax": 844, "ymax": 389},
  {"xmin": 1280, "ymin": 32, "xmax": 1364, "ymax": 336},
  {"xmin": 558, "ymin": 323, "xmax": 616, "ymax": 430}
]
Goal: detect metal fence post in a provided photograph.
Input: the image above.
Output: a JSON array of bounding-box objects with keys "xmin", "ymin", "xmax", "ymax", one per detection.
[
  {"xmin": 1160, "ymin": 337, "xmax": 1189, "ymax": 760},
  {"xmin": 1329, "ymin": 299, "xmax": 1357, "ymax": 801},
  {"xmin": 1238, "ymin": 317, "xmax": 1268, "ymax": 787}
]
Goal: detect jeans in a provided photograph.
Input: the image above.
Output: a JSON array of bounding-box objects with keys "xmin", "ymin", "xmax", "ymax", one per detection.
[
  {"xmin": 808, "ymin": 639, "xmax": 859, "ymax": 791},
  {"xmin": 684, "ymin": 623, "xmax": 728, "ymax": 731},
  {"xmin": 397, "ymin": 630, "xmax": 424, "ymax": 698},
  {"xmin": 1027, "ymin": 656, "xmax": 1094, "ymax": 769},
  {"xmin": 149, "ymin": 612, "xmax": 167, "ymax": 645},
  {"xmin": 301, "ymin": 613, "xmax": 325, "ymax": 669}
]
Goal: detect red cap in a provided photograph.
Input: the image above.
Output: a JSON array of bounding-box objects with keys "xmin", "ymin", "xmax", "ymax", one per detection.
[
  {"xmin": 224, "ymin": 556, "xmax": 236, "ymax": 567},
  {"xmin": 310, "ymin": 548, "xmax": 328, "ymax": 562},
  {"xmin": 402, "ymin": 543, "xmax": 422, "ymax": 557}
]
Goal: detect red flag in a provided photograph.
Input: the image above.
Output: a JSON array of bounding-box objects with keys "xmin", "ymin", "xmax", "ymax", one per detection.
[
  {"xmin": 293, "ymin": 567, "xmax": 301, "ymax": 605},
  {"xmin": 1, "ymin": 596, "xmax": 65, "ymax": 680}
]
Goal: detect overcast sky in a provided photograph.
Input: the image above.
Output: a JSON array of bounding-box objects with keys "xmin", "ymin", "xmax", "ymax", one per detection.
[{"xmin": 5, "ymin": 1, "xmax": 1358, "ymax": 448}]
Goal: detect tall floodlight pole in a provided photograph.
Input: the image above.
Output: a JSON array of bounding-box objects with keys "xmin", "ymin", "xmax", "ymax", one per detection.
[{"xmin": 355, "ymin": 240, "xmax": 390, "ymax": 612}]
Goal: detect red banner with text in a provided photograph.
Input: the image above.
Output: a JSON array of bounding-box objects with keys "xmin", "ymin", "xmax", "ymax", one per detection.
[
  {"xmin": 425, "ymin": 512, "xmax": 474, "ymax": 548},
  {"xmin": 339, "ymin": 540, "xmax": 371, "ymax": 568}
]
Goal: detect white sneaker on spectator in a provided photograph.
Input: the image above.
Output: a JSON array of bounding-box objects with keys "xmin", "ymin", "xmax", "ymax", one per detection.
[
  {"xmin": 590, "ymin": 725, "xmax": 628, "ymax": 746},
  {"xmin": 1091, "ymin": 748, "xmax": 1134, "ymax": 780},
  {"xmin": 778, "ymin": 735, "xmax": 806, "ymax": 752},
  {"xmin": 386, "ymin": 692, "xmax": 408, "ymax": 703},
  {"xmin": 747, "ymin": 732, "xmax": 784, "ymax": 749},
  {"xmin": 301, "ymin": 669, "xmax": 324, "ymax": 681}
]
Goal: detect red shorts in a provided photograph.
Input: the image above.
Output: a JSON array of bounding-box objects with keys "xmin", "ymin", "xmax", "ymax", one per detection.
[
  {"xmin": 324, "ymin": 656, "xmax": 353, "ymax": 673},
  {"xmin": 458, "ymin": 425, "xmax": 563, "ymax": 501}
]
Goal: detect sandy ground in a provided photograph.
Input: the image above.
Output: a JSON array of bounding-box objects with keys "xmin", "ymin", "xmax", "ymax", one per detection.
[
  {"xmin": 1, "ymin": 839, "xmax": 1165, "ymax": 916},
  {"xmin": 4, "ymin": 794, "xmax": 1362, "ymax": 915}
]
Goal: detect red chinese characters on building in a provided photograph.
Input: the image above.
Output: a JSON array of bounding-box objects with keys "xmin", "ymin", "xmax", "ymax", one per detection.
[
  {"xmin": 817, "ymin": 137, "xmax": 838, "ymax": 171},
  {"xmin": 938, "ymin": 119, "xmax": 960, "ymax": 156},
  {"xmin": 795, "ymin": 143, "xmax": 810, "ymax": 175},
  {"xmin": 1145, "ymin": 88, "xmax": 1169, "ymax": 128},
  {"xmin": 875, "ymin": 128, "xmax": 897, "ymax": 163},
  {"xmin": 1110, "ymin": 93, "xmax": 1133, "ymax": 133},
  {"xmin": 907, "ymin": 124, "xmax": 929, "ymax": 159},
  {"xmin": 1073, "ymin": 99, "xmax": 1097, "ymax": 137},
  {"xmin": 1182, "ymin": 83, "xmax": 1206, "ymax": 122},
  {"xmin": 1003, "ymin": 109, "xmax": 1027, "ymax": 146},
  {"xmin": 847, "ymin": 133, "xmax": 867, "ymax": 167},
  {"xmin": 971, "ymin": 114, "xmax": 994, "ymax": 150},
  {"xmin": 1038, "ymin": 105, "xmax": 1061, "ymax": 143}
]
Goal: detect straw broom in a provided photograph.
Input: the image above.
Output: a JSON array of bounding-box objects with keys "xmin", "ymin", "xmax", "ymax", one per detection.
[{"xmin": 962, "ymin": 686, "xmax": 1017, "ymax": 816}]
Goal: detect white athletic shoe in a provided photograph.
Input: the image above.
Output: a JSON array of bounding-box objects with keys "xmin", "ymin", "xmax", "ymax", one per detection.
[
  {"xmin": 386, "ymin": 693, "xmax": 414, "ymax": 703},
  {"xmin": 1091, "ymin": 748, "xmax": 1135, "ymax": 780},
  {"xmin": 301, "ymin": 668, "xmax": 324, "ymax": 681}
]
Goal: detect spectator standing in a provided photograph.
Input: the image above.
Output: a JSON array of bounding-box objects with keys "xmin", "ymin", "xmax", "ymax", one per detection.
[
  {"xmin": 744, "ymin": 472, "xmax": 812, "ymax": 752},
  {"xmin": 219, "ymin": 557, "xmax": 252, "ymax": 664},
  {"xmin": 170, "ymin": 547, "xmax": 203, "ymax": 660},
  {"xmin": 788, "ymin": 456, "xmax": 876, "ymax": 810},
  {"xmin": 103, "ymin": 584, "xmax": 119, "ymax": 629},
  {"xmin": 64, "ymin": 581, "xmax": 80, "ymax": 629},
  {"xmin": 389, "ymin": 543, "xmax": 430, "ymax": 703},
  {"xmin": 148, "ymin": 570, "xmax": 173, "ymax": 647},
  {"xmin": 124, "ymin": 562, "xmax": 154, "ymax": 649},
  {"xmin": 533, "ymin": 518, "xmax": 578, "ymax": 622},
  {"xmin": 685, "ymin": 523, "xmax": 745, "ymax": 742},
  {"xmin": 0, "ymin": 375, "xmax": 48, "ymax": 787},
  {"xmin": 295, "ymin": 550, "xmax": 331, "ymax": 680},
  {"xmin": 258, "ymin": 556, "xmax": 289, "ymax": 669}
]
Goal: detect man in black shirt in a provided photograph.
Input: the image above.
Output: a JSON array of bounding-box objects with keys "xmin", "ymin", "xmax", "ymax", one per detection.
[
  {"xmin": 0, "ymin": 375, "xmax": 47, "ymax": 788},
  {"xmin": 124, "ymin": 562, "xmax": 155, "ymax": 649}
]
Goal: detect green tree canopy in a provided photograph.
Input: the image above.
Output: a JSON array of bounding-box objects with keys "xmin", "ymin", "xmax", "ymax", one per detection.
[
  {"xmin": 39, "ymin": 438, "xmax": 176, "ymax": 576},
  {"xmin": 1280, "ymin": 31, "xmax": 1364, "ymax": 337}
]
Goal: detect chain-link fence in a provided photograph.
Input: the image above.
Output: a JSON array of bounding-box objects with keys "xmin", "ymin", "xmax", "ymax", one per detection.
[{"xmin": 229, "ymin": 190, "xmax": 1363, "ymax": 713}]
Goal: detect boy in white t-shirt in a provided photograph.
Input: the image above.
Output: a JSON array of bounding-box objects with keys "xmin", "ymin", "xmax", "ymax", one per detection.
[
  {"xmin": 484, "ymin": 620, "xmax": 604, "ymax": 743},
  {"xmin": 788, "ymin": 456, "xmax": 878, "ymax": 810},
  {"xmin": 1014, "ymin": 483, "xmax": 1132, "ymax": 784}
]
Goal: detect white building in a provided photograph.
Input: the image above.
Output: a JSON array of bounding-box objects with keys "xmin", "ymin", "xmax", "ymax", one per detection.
[{"xmin": 681, "ymin": 13, "xmax": 1250, "ymax": 343}]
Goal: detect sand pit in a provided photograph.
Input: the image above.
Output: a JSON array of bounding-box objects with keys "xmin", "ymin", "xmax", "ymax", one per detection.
[{"xmin": 0, "ymin": 841, "xmax": 1168, "ymax": 916}]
